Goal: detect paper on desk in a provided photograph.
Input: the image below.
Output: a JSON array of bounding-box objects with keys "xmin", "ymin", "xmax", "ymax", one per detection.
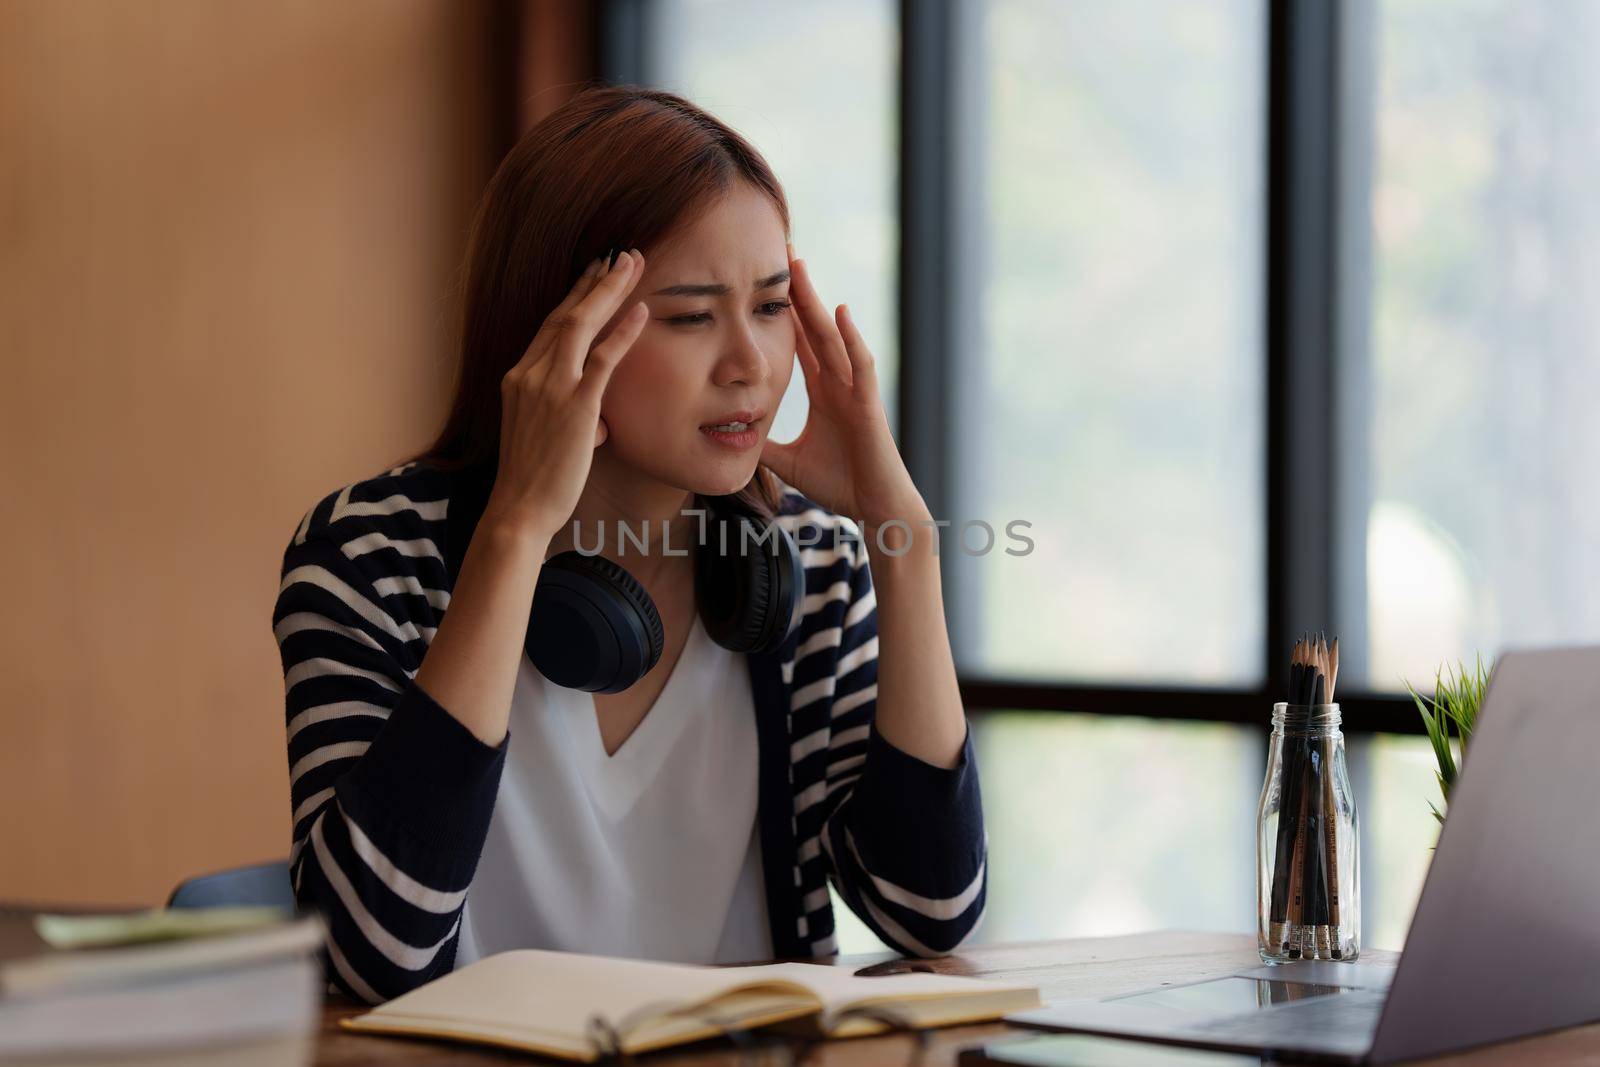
[{"xmin": 34, "ymin": 906, "xmax": 292, "ymax": 949}]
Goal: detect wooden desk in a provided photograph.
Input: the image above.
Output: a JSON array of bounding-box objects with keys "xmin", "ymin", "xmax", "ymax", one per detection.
[{"xmin": 312, "ymin": 932, "xmax": 1600, "ymax": 1065}]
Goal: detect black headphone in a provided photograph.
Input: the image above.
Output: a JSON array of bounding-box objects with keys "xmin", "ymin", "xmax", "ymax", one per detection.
[{"xmin": 445, "ymin": 461, "xmax": 804, "ymax": 693}]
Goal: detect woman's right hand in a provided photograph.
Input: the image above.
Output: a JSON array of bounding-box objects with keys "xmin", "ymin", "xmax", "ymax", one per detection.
[{"xmin": 486, "ymin": 248, "xmax": 649, "ymax": 542}]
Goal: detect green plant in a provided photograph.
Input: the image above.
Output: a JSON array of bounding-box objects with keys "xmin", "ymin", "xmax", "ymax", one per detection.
[{"xmin": 1404, "ymin": 654, "xmax": 1493, "ymax": 826}]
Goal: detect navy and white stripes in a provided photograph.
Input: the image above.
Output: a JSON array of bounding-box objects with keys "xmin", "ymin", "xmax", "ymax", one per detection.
[
  {"xmin": 273, "ymin": 460, "xmax": 986, "ymax": 1003},
  {"xmin": 768, "ymin": 496, "xmax": 988, "ymax": 960}
]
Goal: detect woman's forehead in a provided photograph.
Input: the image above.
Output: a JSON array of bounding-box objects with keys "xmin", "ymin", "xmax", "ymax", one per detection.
[{"xmin": 648, "ymin": 190, "xmax": 787, "ymax": 273}]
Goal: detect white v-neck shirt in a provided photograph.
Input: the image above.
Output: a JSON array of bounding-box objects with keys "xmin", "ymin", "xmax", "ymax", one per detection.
[{"xmin": 453, "ymin": 612, "xmax": 773, "ymax": 968}]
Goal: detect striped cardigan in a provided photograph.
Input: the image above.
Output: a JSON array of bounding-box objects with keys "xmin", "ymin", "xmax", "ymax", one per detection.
[{"xmin": 273, "ymin": 459, "xmax": 987, "ymax": 1002}]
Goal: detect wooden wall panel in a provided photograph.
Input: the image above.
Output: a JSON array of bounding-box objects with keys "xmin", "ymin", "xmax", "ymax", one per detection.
[{"xmin": 0, "ymin": 1, "xmax": 506, "ymax": 905}]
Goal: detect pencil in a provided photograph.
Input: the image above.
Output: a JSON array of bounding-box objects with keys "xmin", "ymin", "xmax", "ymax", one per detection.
[
  {"xmin": 1323, "ymin": 639, "xmax": 1342, "ymax": 957},
  {"xmin": 1311, "ymin": 648, "xmax": 1329, "ymax": 955},
  {"xmin": 1269, "ymin": 650, "xmax": 1308, "ymax": 950},
  {"xmin": 1286, "ymin": 781, "xmax": 1306, "ymax": 958}
]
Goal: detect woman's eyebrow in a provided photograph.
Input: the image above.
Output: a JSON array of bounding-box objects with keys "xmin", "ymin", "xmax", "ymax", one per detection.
[{"xmin": 650, "ymin": 269, "xmax": 791, "ymax": 297}]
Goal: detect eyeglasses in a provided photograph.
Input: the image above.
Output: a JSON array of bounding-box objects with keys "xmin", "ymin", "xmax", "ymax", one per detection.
[{"xmin": 584, "ymin": 998, "xmax": 935, "ymax": 1066}]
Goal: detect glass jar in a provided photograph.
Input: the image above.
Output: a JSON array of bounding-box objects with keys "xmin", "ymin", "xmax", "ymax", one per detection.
[{"xmin": 1256, "ymin": 702, "xmax": 1359, "ymax": 962}]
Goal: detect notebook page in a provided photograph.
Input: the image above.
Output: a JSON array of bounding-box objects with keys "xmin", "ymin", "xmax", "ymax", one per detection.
[
  {"xmin": 732, "ymin": 959, "xmax": 1043, "ymax": 1036},
  {"xmin": 720, "ymin": 966, "xmax": 1017, "ymax": 1017},
  {"xmin": 356, "ymin": 950, "xmax": 822, "ymax": 1045}
]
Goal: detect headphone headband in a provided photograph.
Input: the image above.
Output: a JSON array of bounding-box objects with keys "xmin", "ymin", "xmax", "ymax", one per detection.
[{"xmin": 442, "ymin": 461, "xmax": 802, "ymax": 693}]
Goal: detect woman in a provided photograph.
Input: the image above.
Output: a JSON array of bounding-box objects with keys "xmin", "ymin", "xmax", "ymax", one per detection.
[{"xmin": 273, "ymin": 84, "xmax": 986, "ymax": 1004}]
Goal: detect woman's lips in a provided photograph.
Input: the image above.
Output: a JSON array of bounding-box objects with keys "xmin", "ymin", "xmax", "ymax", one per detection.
[{"xmin": 699, "ymin": 420, "xmax": 761, "ymax": 450}]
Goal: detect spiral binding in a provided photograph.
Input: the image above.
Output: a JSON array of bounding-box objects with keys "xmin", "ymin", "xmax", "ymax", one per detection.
[{"xmin": 583, "ymin": 998, "xmax": 933, "ymax": 1065}]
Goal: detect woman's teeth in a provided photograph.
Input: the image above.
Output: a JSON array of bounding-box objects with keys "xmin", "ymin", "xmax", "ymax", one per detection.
[{"xmin": 708, "ymin": 421, "xmax": 749, "ymax": 432}]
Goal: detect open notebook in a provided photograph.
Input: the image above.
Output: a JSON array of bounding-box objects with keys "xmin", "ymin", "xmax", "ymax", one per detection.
[{"xmin": 341, "ymin": 949, "xmax": 1042, "ymax": 1062}]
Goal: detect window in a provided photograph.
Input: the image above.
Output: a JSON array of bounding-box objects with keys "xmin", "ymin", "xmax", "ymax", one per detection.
[
  {"xmin": 959, "ymin": 0, "xmax": 1266, "ymax": 685},
  {"xmin": 637, "ymin": 0, "xmax": 899, "ymax": 442},
  {"xmin": 1340, "ymin": 0, "xmax": 1600, "ymax": 689}
]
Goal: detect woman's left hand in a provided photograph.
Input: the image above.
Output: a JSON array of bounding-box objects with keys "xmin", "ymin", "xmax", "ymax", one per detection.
[{"xmin": 761, "ymin": 245, "xmax": 931, "ymax": 538}]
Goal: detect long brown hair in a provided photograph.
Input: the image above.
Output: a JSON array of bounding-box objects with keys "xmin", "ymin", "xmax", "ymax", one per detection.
[{"xmin": 393, "ymin": 83, "xmax": 791, "ymax": 519}]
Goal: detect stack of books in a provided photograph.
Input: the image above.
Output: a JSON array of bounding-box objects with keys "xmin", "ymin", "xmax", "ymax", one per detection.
[{"xmin": 0, "ymin": 903, "xmax": 325, "ymax": 1067}]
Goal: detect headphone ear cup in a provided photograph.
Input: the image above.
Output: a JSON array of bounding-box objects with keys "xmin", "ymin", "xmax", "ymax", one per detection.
[
  {"xmin": 527, "ymin": 552, "xmax": 664, "ymax": 692},
  {"xmin": 696, "ymin": 507, "xmax": 803, "ymax": 655},
  {"xmin": 750, "ymin": 519, "xmax": 802, "ymax": 652},
  {"xmin": 585, "ymin": 554, "xmax": 667, "ymax": 668},
  {"xmin": 769, "ymin": 520, "xmax": 804, "ymax": 646}
]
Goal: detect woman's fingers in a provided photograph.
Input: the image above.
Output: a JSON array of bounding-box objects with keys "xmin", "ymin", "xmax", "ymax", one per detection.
[
  {"xmin": 574, "ymin": 300, "xmax": 649, "ymax": 410},
  {"xmin": 556, "ymin": 249, "xmax": 644, "ymax": 379},
  {"xmin": 512, "ymin": 256, "xmax": 605, "ymax": 375},
  {"xmin": 562, "ymin": 254, "xmax": 609, "ymax": 312},
  {"xmin": 834, "ymin": 303, "xmax": 879, "ymax": 396},
  {"xmin": 789, "ymin": 304, "xmax": 824, "ymax": 388},
  {"xmin": 788, "ymin": 257, "xmax": 853, "ymax": 387}
]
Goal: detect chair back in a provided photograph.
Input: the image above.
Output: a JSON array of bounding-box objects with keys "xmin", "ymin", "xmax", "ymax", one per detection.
[{"xmin": 166, "ymin": 859, "xmax": 295, "ymax": 911}]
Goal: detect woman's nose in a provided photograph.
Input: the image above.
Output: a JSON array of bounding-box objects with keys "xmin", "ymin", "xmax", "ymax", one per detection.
[{"xmin": 716, "ymin": 330, "xmax": 771, "ymax": 386}]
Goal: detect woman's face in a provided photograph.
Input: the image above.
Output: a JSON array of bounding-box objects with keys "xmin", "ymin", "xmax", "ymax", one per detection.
[{"xmin": 593, "ymin": 182, "xmax": 796, "ymax": 497}]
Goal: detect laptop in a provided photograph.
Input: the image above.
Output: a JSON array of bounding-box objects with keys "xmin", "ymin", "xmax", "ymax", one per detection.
[{"xmin": 1004, "ymin": 645, "xmax": 1600, "ymax": 1063}]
